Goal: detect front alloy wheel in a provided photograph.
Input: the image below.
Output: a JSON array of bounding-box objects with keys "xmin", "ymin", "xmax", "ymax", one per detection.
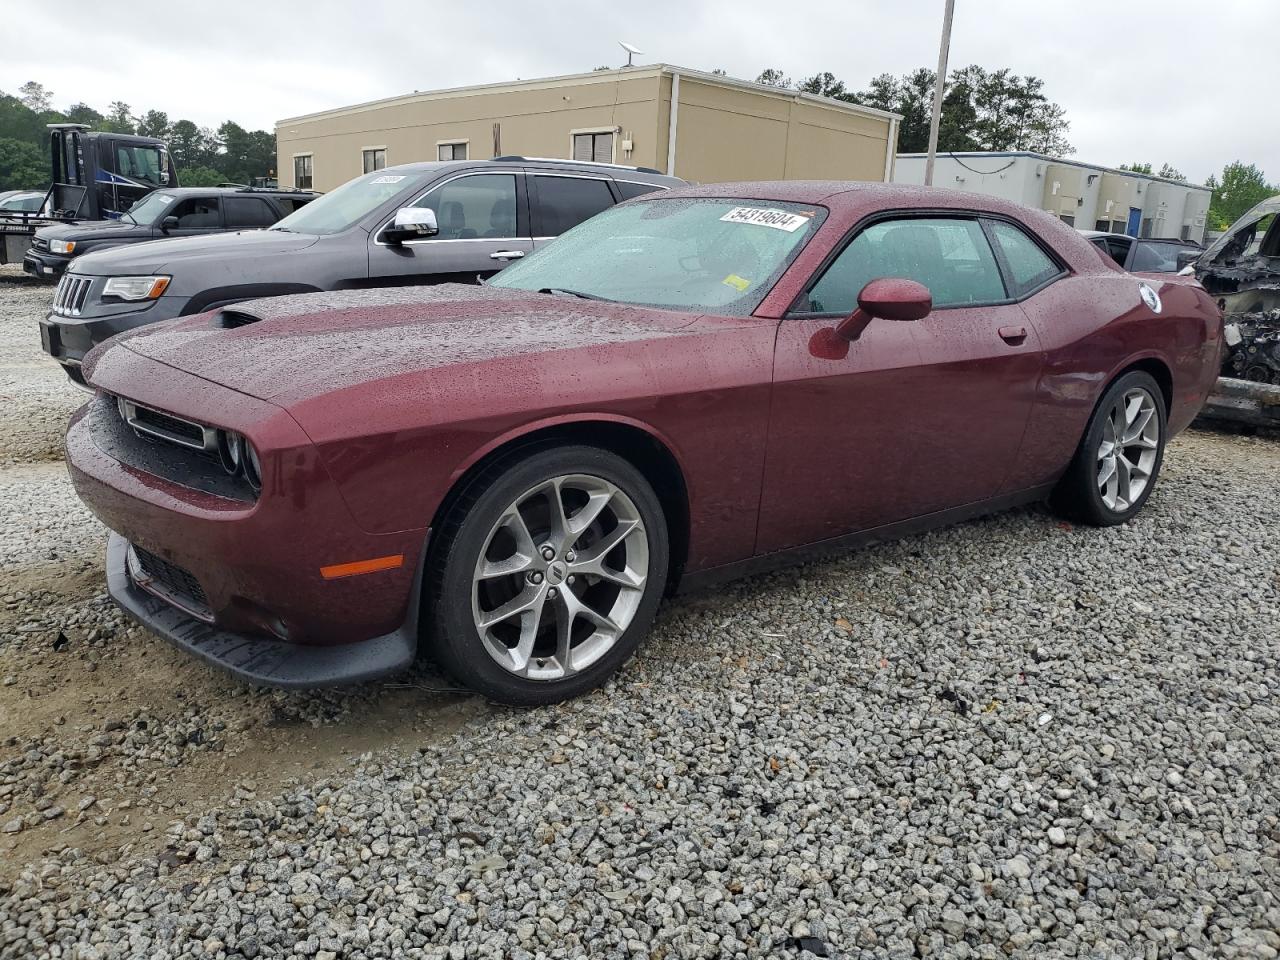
[
  {"xmin": 429, "ymin": 445, "xmax": 668, "ymax": 705},
  {"xmin": 473, "ymin": 475, "xmax": 648, "ymax": 680}
]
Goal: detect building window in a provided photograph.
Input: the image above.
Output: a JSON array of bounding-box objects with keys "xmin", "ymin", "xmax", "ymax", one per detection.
[
  {"xmin": 437, "ymin": 141, "xmax": 468, "ymax": 161},
  {"xmin": 362, "ymin": 148, "xmax": 386, "ymax": 174},
  {"xmin": 1094, "ymin": 219, "xmax": 1109, "ymax": 232},
  {"xmin": 1059, "ymin": 214, "xmax": 1075, "ymax": 227},
  {"xmin": 293, "ymin": 155, "xmax": 313, "ymax": 190},
  {"xmin": 572, "ymin": 131, "xmax": 614, "ymax": 164},
  {"xmin": 1180, "ymin": 224, "xmax": 1191, "ymax": 241}
]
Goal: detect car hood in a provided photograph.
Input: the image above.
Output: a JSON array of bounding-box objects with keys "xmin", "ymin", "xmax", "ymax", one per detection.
[
  {"xmin": 102, "ymin": 284, "xmax": 701, "ymax": 405},
  {"xmin": 70, "ymin": 229, "xmax": 320, "ymax": 276},
  {"xmin": 1199, "ymin": 194, "xmax": 1280, "ymax": 268},
  {"xmin": 37, "ymin": 219, "xmax": 150, "ymax": 242}
]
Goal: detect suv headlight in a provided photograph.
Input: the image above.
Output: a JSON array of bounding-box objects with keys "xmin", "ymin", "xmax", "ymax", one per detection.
[
  {"xmin": 103, "ymin": 275, "xmax": 171, "ymax": 301},
  {"xmin": 49, "ymin": 239, "xmax": 76, "ymax": 255}
]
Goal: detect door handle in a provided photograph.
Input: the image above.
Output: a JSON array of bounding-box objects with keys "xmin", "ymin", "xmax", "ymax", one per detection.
[
  {"xmin": 998, "ymin": 325, "xmax": 1028, "ymax": 345},
  {"xmin": 490, "ymin": 250, "xmax": 525, "ymax": 260}
]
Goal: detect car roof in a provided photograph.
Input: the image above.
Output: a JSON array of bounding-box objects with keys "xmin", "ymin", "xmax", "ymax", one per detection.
[
  {"xmin": 376, "ymin": 157, "xmax": 682, "ymax": 185},
  {"xmin": 157, "ymin": 187, "xmax": 314, "ymax": 198},
  {"xmin": 651, "ymin": 180, "xmax": 1089, "ymax": 220}
]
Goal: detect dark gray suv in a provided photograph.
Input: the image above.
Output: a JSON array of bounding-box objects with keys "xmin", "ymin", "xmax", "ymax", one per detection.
[{"xmin": 41, "ymin": 157, "xmax": 682, "ymax": 383}]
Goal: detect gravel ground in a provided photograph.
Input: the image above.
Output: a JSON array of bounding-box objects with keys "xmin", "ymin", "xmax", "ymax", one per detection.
[{"xmin": 1, "ymin": 264, "xmax": 1278, "ymax": 959}]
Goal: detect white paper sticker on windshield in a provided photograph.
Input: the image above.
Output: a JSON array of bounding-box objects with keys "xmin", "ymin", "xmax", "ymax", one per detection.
[
  {"xmin": 719, "ymin": 207, "xmax": 809, "ymax": 232},
  {"xmin": 370, "ymin": 175, "xmax": 406, "ymax": 184}
]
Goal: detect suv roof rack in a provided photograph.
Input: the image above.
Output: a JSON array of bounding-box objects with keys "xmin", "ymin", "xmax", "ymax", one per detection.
[{"xmin": 490, "ymin": 156, "xmax": 665, "ymax": 176}]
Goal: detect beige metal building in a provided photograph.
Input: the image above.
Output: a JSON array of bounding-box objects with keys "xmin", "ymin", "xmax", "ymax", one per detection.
[{"xmin": 276, "ymin": 65, "xmax": 901, "ymax": 192}]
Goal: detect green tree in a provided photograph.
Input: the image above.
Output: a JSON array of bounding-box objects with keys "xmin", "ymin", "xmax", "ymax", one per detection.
[
  {"xmin": 0, "ymin": 137, "xmax": 47, "ymax": 190},
  {"xmin": 63, "ymin": 102, "xmax": 104, "ymax": 127},
  {"xmin": 755, "ymin": 68, "xmax": 791, "ymax": 88},
  {"xmin": 136, "ymin": 110, "xmax": 171, "ymax": 140},
  {"xmin": 797, "ymin": 72, "xmax": 850, "ymax": 100},
  {"xmin": 1158, "ymin": 163, "xmax": 1186, "ymax": 182},
  {"xmin": 175, "ymin": 165, "xmax": 224, "ymax": 187},
  {"xmin": 18, "ymin": 81, "xmax": 53, "ymax": 113},
  {"xmin": 1207, "ymin": 162, "xmax": 1276, "ymax": 229},
  {"xmin": 842, "ymin": 64, "xmax": 1073, "ymax": 156},
  {"xmin": 168, "ymin": 119, "xmax": 212, "ymax": 169},
  {"xmin": 1119, "ymin": 162, "xmax": 1154, "ymax": 174},
  {"xmin": 101, "ymin": 101, "xmax": 135, "ymax": 134}
]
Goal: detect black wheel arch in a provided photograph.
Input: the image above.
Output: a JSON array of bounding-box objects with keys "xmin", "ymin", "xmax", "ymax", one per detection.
[
  {"xmin": 426, "ymin": 421, "xmax": 690, "ymax": 597},
  {"xmin": 180, "ymin": 283, "xmax": 323, "ymax": 316}
]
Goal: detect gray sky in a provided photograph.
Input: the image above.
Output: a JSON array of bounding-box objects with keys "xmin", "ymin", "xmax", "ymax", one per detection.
[{"xmin": 4, "ymin": 0, "xmax": 1273, "ymax": 185}]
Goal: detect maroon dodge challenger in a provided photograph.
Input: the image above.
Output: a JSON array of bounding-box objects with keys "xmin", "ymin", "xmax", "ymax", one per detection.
[{"xmin": 66, "ymin": 182, "xmax": 1223, "ymax": 704}]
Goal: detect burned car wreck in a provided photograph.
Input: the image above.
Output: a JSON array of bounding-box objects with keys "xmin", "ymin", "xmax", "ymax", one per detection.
[
  {"xmin": 1195, "ymin": 195, "xmax": 1280, "ymax": 381},
  {"xmin": 1193, "ymin": 196, "xmax": 1280, "ymax": 426}
]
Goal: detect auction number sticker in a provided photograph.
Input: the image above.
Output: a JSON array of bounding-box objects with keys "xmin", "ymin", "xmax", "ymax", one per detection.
[
  {"xmin": 719, "ymin": 207, "xmax": 810, "ymax": 232},
  {"xmin": 370, "ymin": 175, "xmax": 407, "ymax": 184}
]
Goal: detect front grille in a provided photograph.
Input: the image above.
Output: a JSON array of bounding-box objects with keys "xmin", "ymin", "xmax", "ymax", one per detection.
[
  {"xmin": 130, "ymin": 544, "xmax": 212, "ymax": 619},
  {"xmin": 32, "ymin": 236, "xmax": 48, "ymax": 252},
  {"xmin": 52, "ymin": 275, "xmax": 92, "ymax": 316},
  {"xmin": 115, "ymin": 395, "xmax": 216, "ymax": 452},
  {"xmin": 131, "ymin": 405, "xmax": 207, "ymax": 448}
]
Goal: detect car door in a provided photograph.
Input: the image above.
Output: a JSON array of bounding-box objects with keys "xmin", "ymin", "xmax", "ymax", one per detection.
[
  {"xmin": 223, "ymin": 196, "xmax": 281, "ymax": 232},
  {"xmin": 527, "ymin": 173, "xmax": 619, "ymax": 254},
  {"xmin": 368, "ymin": 171, "xmax": 533, "ymax": 285},
  {"xmin": 756, "ymin": 214, "xmax": 1046, "ymax": 553},
  {"xmin": 165, "ymin": 196, "xmax": 224, "ymax": 237}
]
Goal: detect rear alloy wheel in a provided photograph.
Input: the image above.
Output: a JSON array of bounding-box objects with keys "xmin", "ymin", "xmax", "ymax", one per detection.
[
  {"xmin": 429, "ymin": 446, "xmax": 668, "ymax": 704},
  {"xmin": 1051, "ymin": 370, "xmax": 1167, "ymax": 526}
]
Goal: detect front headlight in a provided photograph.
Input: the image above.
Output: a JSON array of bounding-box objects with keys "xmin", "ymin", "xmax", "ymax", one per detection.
[
  {"xmin": 102, "ymin": 275, "xmax": 171, "ymax": 301},
  {"xmin": 50, "ymin": 239, "xmax": 76, "ymax": 255}
]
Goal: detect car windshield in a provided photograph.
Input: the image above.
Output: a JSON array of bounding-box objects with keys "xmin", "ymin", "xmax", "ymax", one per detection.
[
  {"xmin": 270, "ymin": 170, "xmax": 423, "ymax": 236},
  {"xmin": 124, "ymin": 192, "xmax": 175, "ymax": 225},
  {"xmin": 1132, "ymin": 241, "xmax": 1198, "ymax": 273},
  {"xmin": 489, "ymin": 197, "xmax": 825, "ymax": 315}
]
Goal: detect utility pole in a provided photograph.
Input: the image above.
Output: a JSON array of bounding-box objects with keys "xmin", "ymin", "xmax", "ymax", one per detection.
[{"xmin": 923, "ymin": 0, "xmax": 956, "ymax": 187}]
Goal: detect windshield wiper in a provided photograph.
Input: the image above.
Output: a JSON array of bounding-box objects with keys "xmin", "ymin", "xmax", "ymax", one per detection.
[{"xmin": 538, "ymin": 287, "xmax": 613, "ymax": 302}]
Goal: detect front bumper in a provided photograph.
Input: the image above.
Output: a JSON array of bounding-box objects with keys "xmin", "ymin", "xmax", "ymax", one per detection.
[
  {"xmin": 66, "ymin": 375, "xmax": 430, "ymax": 687},
  {"xmin": 42, "ymin": 294, "xmax": 184, "ymax": 370},
  {"xmin": 106, "ymin": 534, "xmax": 418, "ymax": 687},
  {"xmin": 23, "ymin": 249, "xmax": 71, "ymax": 279}
]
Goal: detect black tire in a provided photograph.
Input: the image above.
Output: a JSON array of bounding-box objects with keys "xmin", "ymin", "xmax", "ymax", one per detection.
[
  {"xmin": 1051, "ymin": 370, "xmax": 1167, "ymax": 526},
  {"xmin": 426, "ymin": 445, "xmax": 669, "ymax": 705}
]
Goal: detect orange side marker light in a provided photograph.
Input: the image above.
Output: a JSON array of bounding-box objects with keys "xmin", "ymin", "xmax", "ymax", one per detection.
[{"xmin": 320, "ymin": 554, "xmax": 404, "ymax": 580}]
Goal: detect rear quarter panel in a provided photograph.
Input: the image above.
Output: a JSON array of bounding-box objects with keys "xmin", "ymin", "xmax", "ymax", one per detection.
[
  {"xmin": 1007, "ymin": 273, "xmax": 1221, "ymax": 492},
  {"xmin": 287, "ymin": 317, "xmax": 778, "ymax": 573}
]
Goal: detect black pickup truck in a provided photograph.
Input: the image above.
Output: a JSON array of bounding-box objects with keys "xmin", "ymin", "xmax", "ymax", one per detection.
[{"xmin": 24, "ymin": 186, "xmax": 315, "ymax": 278}]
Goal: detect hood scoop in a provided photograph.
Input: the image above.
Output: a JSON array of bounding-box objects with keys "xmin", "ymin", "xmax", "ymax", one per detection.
[{"xmin": 217, "ymin": 307, "xmax": 263, "ymax": 329}]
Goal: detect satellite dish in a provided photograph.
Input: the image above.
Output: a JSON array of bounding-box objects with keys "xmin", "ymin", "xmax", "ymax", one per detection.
[{"xmin": 619, "ymin": 41, "xmax": 644, "ymax": 67}]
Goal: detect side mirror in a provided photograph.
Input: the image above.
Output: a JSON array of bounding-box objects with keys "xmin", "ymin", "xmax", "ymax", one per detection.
[
  {"xmin": 1175, "ymin": 249, "xmax": 1199, "ymax": 272},
  {"xmin": 835, "ymin": 278, "xmax": 933, "ymax": 342},
  {"xmin": 384, "ymin": 207, "xmax": 438, "ymax": 245},
  {"xmin": 160, "ymin": 216, "xmax": 179, "ymax": 233}
]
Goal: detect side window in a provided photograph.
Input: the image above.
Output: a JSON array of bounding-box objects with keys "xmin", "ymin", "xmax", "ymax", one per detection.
[
  {"xmin": 362, "ymin": 148, "xmax": 387, "ymax": 174},
  {"xmin": 115, "ymin": 145, "xmax": 164, "ymax": 185},
  {"xmin": 224, "ymin": 197, "xmax": 279, "ymax": 228},
  {"xmin": 533, "ymin": 176, "xmax": 615, "ymax": 236},
  {"xmin": 169, "ymin": 197, "xmax": 222, "ymax": 230},
  {"xmin": 616, "ymin": 181, "xmax": 665, "ymax": 200},
  {"xmin": 804, "ymin": 217, "xmax": 1004, "ymax": 314},
  {"xmin": 987, "ymin": 220, "xmax": 1062, "ymax": 295},
  {"xmin": 1131, "ymin": 242, "xmax": 1185, "ymax": 273},
  {"xmin": 412, "ymin": 174, "xmax": 517, "ymax": 240},
  {"xmin": 294, "ymin": 155, "xmax": 313, "ymax": 190}
]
